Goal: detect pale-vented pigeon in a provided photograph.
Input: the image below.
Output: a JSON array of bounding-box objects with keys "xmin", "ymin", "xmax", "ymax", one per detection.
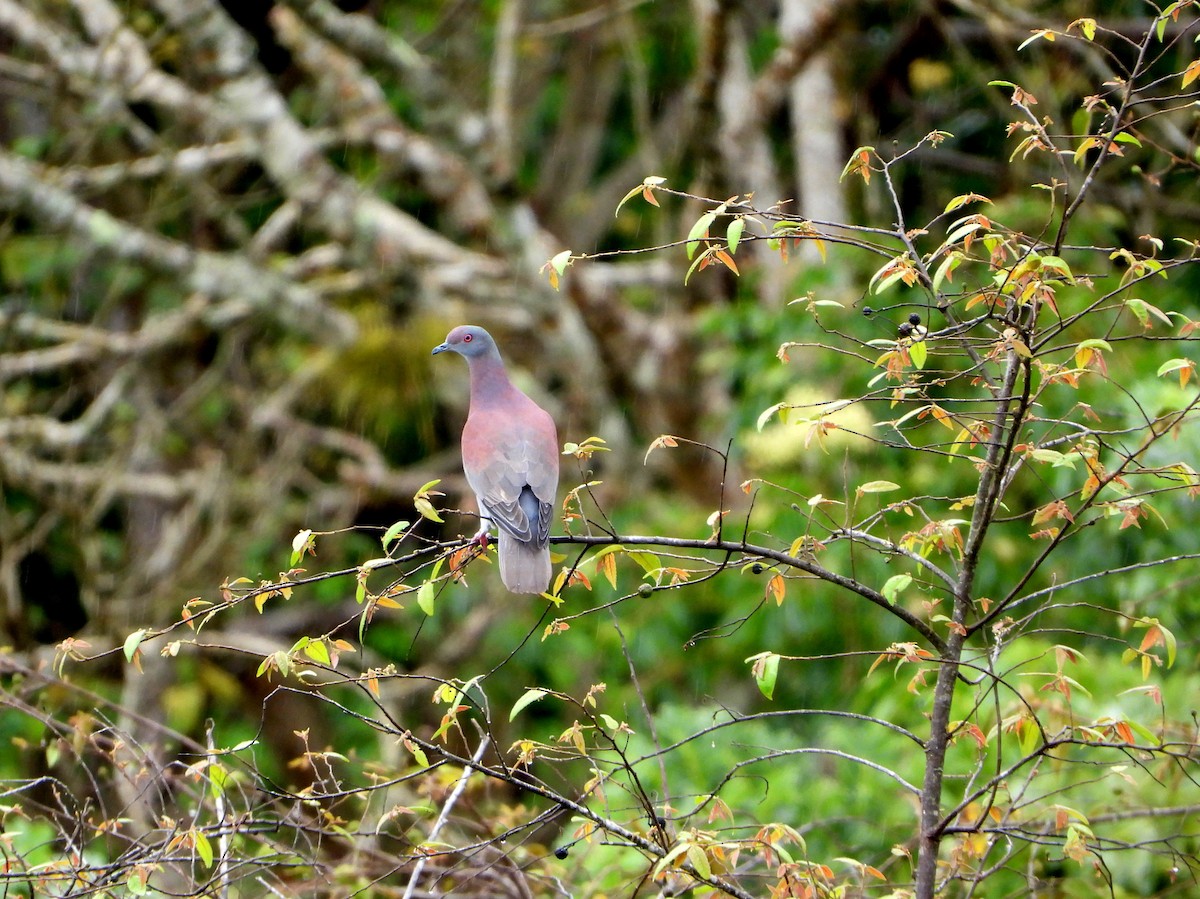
[{"xmin": 432, "ymin": 326, "xmax": 559, "ymax": 594}]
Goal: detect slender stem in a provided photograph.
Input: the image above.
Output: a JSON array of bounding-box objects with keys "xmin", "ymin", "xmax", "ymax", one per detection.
[{"xmin": 915, "ymin": 351, "xmax": 1025, "ymax": 898}]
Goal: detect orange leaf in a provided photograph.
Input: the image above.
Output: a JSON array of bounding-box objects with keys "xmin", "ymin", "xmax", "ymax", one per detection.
[
  {"xmin": 565, "ymin": 569, "xmax": 592, "ymax": 591},
  {"xmin": 1138, "ymin": 624, "xmax": 1162, "ymax": 653},
  {"xmin": 767, "ymin": 574, "xmax": 785, "ymax": 606}
]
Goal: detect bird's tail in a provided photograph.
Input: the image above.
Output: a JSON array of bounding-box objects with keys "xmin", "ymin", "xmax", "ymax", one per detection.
[{"xmin": 497, "ymin": 533, "xmax": 551, "ymax": 594}]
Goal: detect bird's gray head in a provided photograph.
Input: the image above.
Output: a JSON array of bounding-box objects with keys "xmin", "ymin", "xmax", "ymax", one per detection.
[{"xmin": 431, "ymin": 325, "xmax": 496, "ymax": 359}]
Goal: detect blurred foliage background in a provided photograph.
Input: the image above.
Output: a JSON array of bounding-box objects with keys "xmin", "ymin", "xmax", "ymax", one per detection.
[{"xmin": 1, "ymin": 0, "xmax": 1198, "ymax": 896}]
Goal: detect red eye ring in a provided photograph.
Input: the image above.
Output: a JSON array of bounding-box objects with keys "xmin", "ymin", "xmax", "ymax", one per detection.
[{"xmin": 462, "ymin": 334, "xmax": 473, "ymax": 342}]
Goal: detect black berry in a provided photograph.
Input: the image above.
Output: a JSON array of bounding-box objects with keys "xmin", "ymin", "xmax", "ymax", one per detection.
[{"xmin": 555, "ymin": 847, "xmax": 569, "ymax": 860}]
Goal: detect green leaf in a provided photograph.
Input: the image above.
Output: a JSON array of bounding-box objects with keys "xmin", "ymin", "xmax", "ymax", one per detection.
[
  {"xmin": 1038, "ymin": 255, "xmax": 1075, "ymax": 283},
  {"xmin": 683, "ymin": 247, "xmax": 710, "ymax": 284},
  {"xmin": 626, "ymin": 551, "xmax": 660, "ymax": 574},
  {"xmin": 405, "ymin": 739, "xmax": 429, "ymax": 768},
  {"xmin": 726, "ymin": 217, "xmax": 745, "ymax": 255},
  {"xmin": 303, "ymin": 640, "xmax": 331, "ymax": 665},
  {"xmin": 550, "ymin": 250, "xmax": 572, "ymax": 275},
  {"xmin": 1072, "ymin": 17, "xmax": 1096, "ymax": 40},
  {"xmin": 1017, "ymin": 716, "xmax": 1039, "ymax": 756},
  {"xmin": 839, "ymin": 145, "xmax": 875, "ymax": 182},
  {"xmin": 414, "ymin": 498, "xmax": 443, "ymax": 524},
  {"xmin": 413, "ymin": 480, "xmax": 444, "ymax": 523},
  {"xmin": 1157, "ymin": 4, "xmax": 1180, "ymax": 41},
  {"xmin": 615, "ymin": 185, "xmax": 643, "ymax": 216},
  {"xmin": 591, "ymin": 544, "xmax": 625, "ymax": 562},
  {"xmin": 208, "ymin": 762, "xmax": 230, "ymax": 799},
  {"xmin": 858, "ymin": 480, "xmax": 901, "ymax": 494},
  {"xmin": 881, "ymin": 574, "xmax": 912, "ymax": 604},
  {"xmin": 687, "ymin": 843, "xmax": 712, "ymax": 879},
  {"xmin": 123, "ymin": 629, "xmax": 147, "ymax": 663},
  {"xmin": 382, "ymin": 520, "xmax": 410, "ymax": 551},
  {"xmin": 1122, "ymin": 718, "xmax": 1159, "ymax": 744},
  {"xmin": 510, "ymin": 688, "xmax": 549, "ymax": 721},
  {"xmin": 686, "ymin": 204, "xmax": 725, "ymax": 259},
  {"xmin": 756, "ymin": 402, "xmax": 788, "ymax": 431},
  {"xmin": 1163, "ymin": 625, "xmax": 1177, "ymax": 668},
  {"xmin": 932, "ymin": 252, "xmax": 963, "ymax": 291},
  {"xmin": 944, "ymin": 221, "xmax": 984, "ymax": 246},
  {"xmin": 943, "ymin": 193, "xmax": 991, "ymax": 213},
  {"xmin": 417, "ymin": 581, "xmax": 436, "ymax": 616},
  {"xmin": 874, "ymin": 269, "xmax": 910, "ymax": 295},
  {"xmin": 746, "ymin": 651, "xmax": 780, "ymax": 700},
  {"xmin": 1157, "ymin": 358, "xmax": 1193, "ymax": 377},
  {"xmin": 193, "ymin": 830, "xmax": 214, "ymax": 868},
  {"xmin": 908, "ymin": 339, "xmax": 928, "ymax": 370},
  {"xmin": 1124, "ymin": 298, "xmax": 1171, "ymax": 328}
]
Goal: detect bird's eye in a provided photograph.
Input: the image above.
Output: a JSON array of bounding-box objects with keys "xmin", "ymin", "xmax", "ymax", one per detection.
[{"xmin": 463, "ymin": 334, "xmax": 473, "ymax": 343}]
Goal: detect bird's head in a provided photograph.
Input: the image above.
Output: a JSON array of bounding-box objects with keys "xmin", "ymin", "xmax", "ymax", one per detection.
[{"xmin": 431, "ymin": 325, "xmax": 495, "ymax": 359}]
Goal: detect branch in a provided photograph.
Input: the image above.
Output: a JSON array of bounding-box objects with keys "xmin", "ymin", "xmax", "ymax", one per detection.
[
  {"xmin": 148, "ymin": 0, "xmax": 502, "ymax": 278},
  {"xmin": 547, "ymin": 533, "xmax": 948, "ymax": 653},
  {"xmin": 0, "ymin": 151, "xmax": 355, "ymax": 343},
  {"xmin": 401, "ymin": 735, "xmax": 492, "ymax": 899},
  {"xmin": 277, "ymin": 0, "xmax": 433, "ymax": 79}
]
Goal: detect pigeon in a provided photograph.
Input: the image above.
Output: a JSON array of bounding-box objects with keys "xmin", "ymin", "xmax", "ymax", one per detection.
[{"xmin": 432, "ymin": 325, "xmax": 558, "ymax": 593}]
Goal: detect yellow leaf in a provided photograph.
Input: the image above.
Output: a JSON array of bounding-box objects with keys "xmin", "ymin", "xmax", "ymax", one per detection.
[
  {"xmin": 598, "ymin": 551, "xmax": 617, "ymax": 588},
  {"xmin": 1184, "ymin": 58, "xmax": 1200, "ymax": 88}
]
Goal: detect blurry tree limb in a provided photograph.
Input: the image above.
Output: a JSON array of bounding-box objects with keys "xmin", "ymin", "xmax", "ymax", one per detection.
[
  {"xmin": 0, "ymin": 0, "xmax": 219, "ymax": 127},
  {"xmin": 270, "ymin": 5, "xmax": 494, "ymax": 236},
  {"xmin": 0, "ymin": 151, "xmax": 355, "ymax": 342},
  {"xmin": 278, "ymin": 0, "xmax": 433, "ymax": 79},
  {"xmin": 486, "ymin": 0, "xmax": 522, "ymax": 184},
  {"xmin": 148, "ymin": 0, "xmax": 499, "ymax": 277}
]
